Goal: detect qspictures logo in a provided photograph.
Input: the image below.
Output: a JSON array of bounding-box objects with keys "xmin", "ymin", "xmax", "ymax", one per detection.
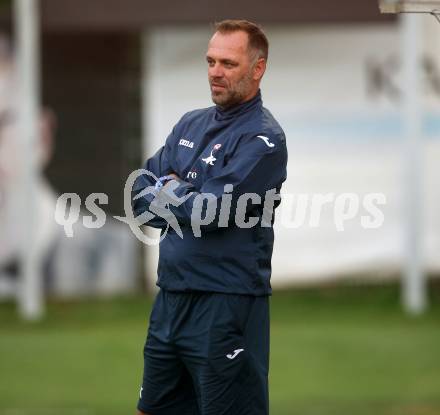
[{"xmin": 54, "ymin": 168, "xmax": 387, "ymax": 246}]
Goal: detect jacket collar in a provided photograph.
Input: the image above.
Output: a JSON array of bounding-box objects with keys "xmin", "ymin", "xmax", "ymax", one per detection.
[{"xmin": 214, "ymin": 89, "xmax": 262, "ymax": 121}]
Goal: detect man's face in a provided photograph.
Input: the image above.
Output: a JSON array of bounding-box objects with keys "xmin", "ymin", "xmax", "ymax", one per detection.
[{"xmin": 206, "ymin": 30, "xmax": 260, "ymax": 109}]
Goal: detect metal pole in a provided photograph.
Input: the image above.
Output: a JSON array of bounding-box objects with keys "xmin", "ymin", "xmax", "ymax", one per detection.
[
  {"xmin": 141, "ymin": 29, "xmax": 160, "ymax": 294},
  {"xmin": 14, "ymin": 0, "xmax": 43, "ymax": 319},
  {"xmin": 401, "ymin": 13, "xmax": 427, "ymax": 314}
]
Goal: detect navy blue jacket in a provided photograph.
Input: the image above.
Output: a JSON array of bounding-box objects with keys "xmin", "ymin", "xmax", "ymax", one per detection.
[{"xmin": 132, "ymin": 90, "xmax": 287, "ymax": 295}]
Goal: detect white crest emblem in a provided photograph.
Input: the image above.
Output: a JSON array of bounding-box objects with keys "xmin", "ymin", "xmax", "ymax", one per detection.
[{"xmin": 202, "ymin": 143, "xmax": 222, "ymax": 166}]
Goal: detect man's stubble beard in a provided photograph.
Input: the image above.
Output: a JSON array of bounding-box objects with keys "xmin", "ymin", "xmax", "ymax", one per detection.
[{"xmin": 210, "ymin": 71, "xmax": 254, "ymax": 110}]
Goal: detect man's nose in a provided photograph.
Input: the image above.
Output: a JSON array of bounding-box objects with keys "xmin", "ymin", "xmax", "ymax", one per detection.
[{"xmin": 209, "ymin": 63, "xmax": 224, "ymax": 79}]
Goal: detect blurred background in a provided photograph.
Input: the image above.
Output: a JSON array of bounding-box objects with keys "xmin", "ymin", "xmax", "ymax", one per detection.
[{"xmin": 0, "ymin": 0, "xmax": 439, "ymax": 414}]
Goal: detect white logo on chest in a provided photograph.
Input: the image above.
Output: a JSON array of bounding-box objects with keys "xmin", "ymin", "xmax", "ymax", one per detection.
[
  {"xmin": 179, "ymin": 138, "xmax": 194, "ymax": 148},
  {"xmin": 202, "ymin": 143, "xmax": 222, "ymax": 166},
  {"xmin": 186, "ymin": 170, "xmax": 197, "ymax": 179},
  {"xmin": 257, "ymin": 135, "xmax": 275, "ymax": 148}
]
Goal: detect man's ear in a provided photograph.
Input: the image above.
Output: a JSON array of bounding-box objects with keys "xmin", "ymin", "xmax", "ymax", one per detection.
[
  {"xmin": 252, "ymin": 58, "xmax": 266, "ymax": 82},
  {"xmin": 38, "ymin": 108, "xmax": 56, "ymax": 168}
]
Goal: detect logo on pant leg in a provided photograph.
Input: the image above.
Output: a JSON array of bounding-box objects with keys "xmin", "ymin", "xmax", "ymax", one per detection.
[{"xmin": 226, "ymin": 348, "xmax": 244, "ymax": 360}]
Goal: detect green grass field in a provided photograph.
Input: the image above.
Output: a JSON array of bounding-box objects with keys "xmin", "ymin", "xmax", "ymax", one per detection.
[{"xmin": 1, "ymin": 283, "xmax": 440, "ymax": 415}]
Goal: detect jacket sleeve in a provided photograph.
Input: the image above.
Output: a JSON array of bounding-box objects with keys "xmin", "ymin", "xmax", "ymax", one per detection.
[
  {"xmin": 131, "ymin": 133, "xmax": 175, "ymax": 229},
  {"xmin": 166, "ymin": 132, "xmax": 288, "ymax": 232}
]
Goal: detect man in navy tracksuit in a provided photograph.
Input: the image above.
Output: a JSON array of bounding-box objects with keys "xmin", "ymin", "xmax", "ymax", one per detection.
[{"xmin": 132, "ymin": 20, "xmax": 287, "ymax": 415}]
